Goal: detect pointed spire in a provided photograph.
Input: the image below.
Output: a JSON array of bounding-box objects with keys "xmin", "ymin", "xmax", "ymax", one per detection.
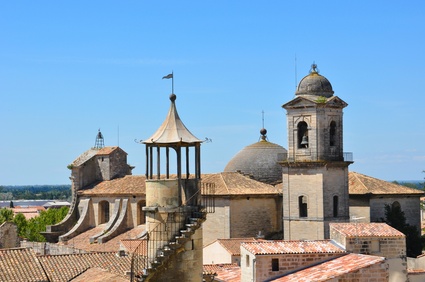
[{"xmin": 143, "ymin": 94, "xmax": 202, "ymax": 144}]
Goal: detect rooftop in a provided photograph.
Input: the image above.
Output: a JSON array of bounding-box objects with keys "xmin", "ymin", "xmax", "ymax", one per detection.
[
  {"xmin": 330, "ymin": 222, "xmax": 405, "ymax": 237},
  {"xmin": 203, "ymin": 263, "xmax": 240, "ymax": 282},
  {"xmin": 349, "ymin": 171, "xmax": 424, "ymax": 195},
  {"xmin": 242, "ymin": 240, "xmax": 345, "ymax": 255},
  {"xmin": 271, "ymin": 253, "xmax": 385, "ymax": 281}
]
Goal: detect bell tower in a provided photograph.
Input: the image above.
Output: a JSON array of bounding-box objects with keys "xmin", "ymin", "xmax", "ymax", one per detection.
[{"xmin": 281, "ymin": 64, "xmax": 353, "ymax": 240}]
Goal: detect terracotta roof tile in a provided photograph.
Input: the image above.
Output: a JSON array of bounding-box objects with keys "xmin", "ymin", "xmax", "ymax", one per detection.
[
  {"xmin": 242, "ymin": 240, "xmax": 345, "ymax": 255},
  {"xmin": 215, "ymin": 238, "xmax": 258, "ymax": 255},
  {"xmin": 79, "ymin": 175, "xmax": 146, "ymax": 196},
  {"xmin": 203, "ymin": 263, "xmax": 240, "ymax": 282},
  {"xmin": 38, "ymin": 252, "xmax": 131, "ymax": 282},
  {"xmin": 72, "ymin": 146, "xmax": 121, "ymax": 167},
  {"xmin": 349, "ymin": 171, "xmax": 424, "ymax": 195},
  {"xmin": 272, "ymin": 253, "xmax": 385, "ymax": 281},
  {"xmin": 202, "ymin": 172, "xmax": 281, "ymax": 196},
  {"xmin": 62, "ymin": 225, "xmax": 146, "ymax": 253},
  {"xmin": 120, "ymin": 239, "xmax": 147, "ymax": 255},
  {"xmin": 330, "ymin": 222, "xmax": 405, "ymax": 237},
  {"xmin": 70, "ymin": 267, "xmax": 129, "ymax": 282},
  {"xmin": 0, "ymin": 248, "xmax": 48, "ymax": 282}
]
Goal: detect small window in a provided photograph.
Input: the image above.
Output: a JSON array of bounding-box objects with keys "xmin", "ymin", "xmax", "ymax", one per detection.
[
  {"xmin": 330, "ymin": 121, "xmax": 336, "ymax": 146},
  {"xmin": 99, "ymin": 201, "xmax": 110, "ymax": 224},
  {"xmin": 392, "ymin": 201, "xmax": 401, "ymax": 210},
  {"xmin": 333, "ymin": 195, "xmax": 338, "ymax": 217},
  {"xmin": 299, "ymin": 196, "xmax": 308, "ymax": 217},
  {"xmin": 246, "ymin": 255, "xmax": 250, "ymax": 267},
  {"xmin": 272, "ymin": 258, "xmax": 279, "ymax": 271}
]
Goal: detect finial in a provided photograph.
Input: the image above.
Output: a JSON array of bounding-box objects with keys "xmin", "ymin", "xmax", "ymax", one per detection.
[
  {"xmin": 260, "ymin": 110, "xmax": 267, "ymax": 141},
  {"xmin": 169, "ymin": 93, "xmax": 176, "ymax": 102},
  {"xmin": 310, "ymin": 62, "xmax": 319, "ymax": 74}
]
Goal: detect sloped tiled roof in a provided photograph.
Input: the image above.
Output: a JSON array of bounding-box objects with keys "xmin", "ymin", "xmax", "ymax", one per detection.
[
  {"xmin": 72, "ymin": 146, "xmax": 122, "ymax": 167},
  {"xmin": 202, "ymin": 172, "xmax": 281, "ymax": 195},
  {"xmin": 79, "ymin": 175, "xmax": 146, "ymax": 196},
  {"xmin": 38, "ymin": 252, "xmax": 131, "ymax": 282},
  {"xmin": 203, "ymin": 263, "xmax": 240, "ymax": 282},
  {"xmin": 330, "ymin": 222, "xmax": 405, "ymax": 237},
  {"xmin": 120, "ymin": 239, "xmax": 147, "ymax": 255},
  {"xmin": 212, "ymin": 238, "xmax": 258, "ymax": 256},
  {"xmin": 271, "ymin": 253, "xmax": 385, "ymax": 281},
  {"xmin": 242, "ymin": 240, "xmax": 345, "ymax": 255},
  {"xmin": 0, "ymin": 248, "xmax": 48, "ymax": 282},
  {"xmin": 349, "ymin": 171, "xmax": 424, "ymax": 195},
  {"xmin": 62, "ymin": 225, "xmax": 146, "ymax": 253},
  {"xmin": 70, "ymin": 267, "xmax": 129, "ymax": 282}
]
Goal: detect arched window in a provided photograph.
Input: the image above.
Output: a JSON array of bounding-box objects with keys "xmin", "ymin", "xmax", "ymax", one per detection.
[
  {"xmin": 330, "ymin": 121, "xmax": 336, "ymax": 146},
  {"xmin": 299, "ymin": 196, "xmax": 308, "ymax": 217},
  {"xmin": 333, "ymin": 195, "xmax": 338, "ymax": 217},
  {"xmin": 297, "ymin": 121, "xmax": 308, "ymax": 148},
  {"xmin": 137, "ymin": 200, "xmax": 146, "ymax": 225},
  {"xmin": 98, "ymin": 201, "xmax": 110, "ymax": 224}
]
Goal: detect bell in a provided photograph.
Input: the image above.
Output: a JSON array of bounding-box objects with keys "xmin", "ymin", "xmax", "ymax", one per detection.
[{"xmin": 301, "ymin": 135, "xmax": 309, "ymax": 146}]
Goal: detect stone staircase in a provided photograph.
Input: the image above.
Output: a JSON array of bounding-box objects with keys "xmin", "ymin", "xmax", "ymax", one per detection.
[{"xmin": 136, "ymin": 211, "xmax": 206, "ymax": 282}]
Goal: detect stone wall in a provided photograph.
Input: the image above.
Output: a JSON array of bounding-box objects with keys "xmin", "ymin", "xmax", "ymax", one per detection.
[
  {"xmin": 0, "ymin": 222, "xmax": 19, "ymax": 248},
  {"xmin": 202, "ymin": 198, "xmax": 230, "ymax": 246},
  {"xmin": 370, "ymin": 196, "xmax": 421, "ymax": 231},
  {"xmin": 240, "ymin": 246, "xmax": 342, "ymax": 282},
  {"xmin": 230, "ymin": 196, "xmax": 281, "ymax": 239}
]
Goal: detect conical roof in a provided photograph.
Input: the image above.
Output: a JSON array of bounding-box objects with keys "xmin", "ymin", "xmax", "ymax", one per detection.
[{"xmin": 143, "ymin": 94, "xmax": 202, "ymax": 145}]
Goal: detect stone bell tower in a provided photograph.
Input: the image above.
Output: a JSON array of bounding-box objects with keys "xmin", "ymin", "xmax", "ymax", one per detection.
[
  {"xmin": 281, "ymin": 64, "xmax": 353, "ymax": 240},
  {"xmin": 137, "ymin": 93, "xmax": 204, "ymax": 282}
]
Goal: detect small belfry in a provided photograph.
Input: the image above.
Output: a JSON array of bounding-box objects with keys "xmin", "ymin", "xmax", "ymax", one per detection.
[
  {"xmin": 94, "ymin": 129, "xmax": 104, "ymax": 149},
  {"xmin": 281, "ymin": 64, "xmax": 353, "ymax": 240}
]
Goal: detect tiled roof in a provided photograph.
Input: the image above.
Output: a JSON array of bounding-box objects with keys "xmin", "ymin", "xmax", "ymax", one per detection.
[
  {"xmin": 120, "ymin": 239, "xmax": 147, "ymax": 255},
  {"xmin": 79, "ymin": 172, "xmax": 280, "ymax": 196},
  {"xmin": 38, "ymin": 252, "xmax": 131, "ymax": 282},
  {"xmin": 72, "ymin": 146, "xmax": 121, "ymax": 167},
  {"xmin": 62, "ymin": 225, "xmax": 146, "ymax": 253},
  {"xmin": 79, "ymin": 175, "xmax": 146, "ymax": 196},
  {"xmin": 330, "ymin": 223, "xmax": 405, "ymax": 237},
  {"xmin": 0, "ymin": 248, "xmax": 48, "ymax": 282},
  {"xmin": 271, "ymin": 253, "xmax": 385, "ymax": 281},
  {"xmin": 203, "ymin": 264, "xmax": 240, "ymax": 282},
  {"xmin": 349, "ymin": 171, "xmax": 424, "ymax": 195},
  {"xmin": 70, "ymin": 267, "xmax": 129, "ymax": 282},
  {"xmin": 242, "ymin": 240, "xmax": 345, "ymax": 255},
  {"xmin": 215, "ymin": 238, "xmax": 258, "ymax": 256},
  {"xmin": 202, "ymin": 172, "xmax": 281, "ymax": 195}
]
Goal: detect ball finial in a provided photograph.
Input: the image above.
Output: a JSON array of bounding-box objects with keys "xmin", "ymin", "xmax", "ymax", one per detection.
[{"xmin": 169, "ymin": 93, "xmax": 176, "ymax": 101}]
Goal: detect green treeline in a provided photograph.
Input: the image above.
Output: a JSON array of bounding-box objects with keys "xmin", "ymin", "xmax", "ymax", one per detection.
[
  {"xmin": 0, "ymin": 206, "xmax": 69, "ymax": 242},
  {"xmin": 0, "ymin": 185, "xmax": 71, "ymax": 201}
]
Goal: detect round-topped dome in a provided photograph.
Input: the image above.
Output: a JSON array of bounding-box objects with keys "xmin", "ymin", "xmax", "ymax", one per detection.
[
  {"xmin": 224, "ymin": 129, "xmax": 287, "ymax": 185},
  {"xmin": 295, "ymin": 64, "xmax": 334, "ymax": 98}
]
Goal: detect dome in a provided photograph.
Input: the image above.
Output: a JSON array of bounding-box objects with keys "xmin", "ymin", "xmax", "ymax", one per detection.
[
  {"xmin": 224, "ymin": 130, "xmax": 287, "ymax": 185},
  {"xmin": 295, "ymin": 64, "xmax": 334, "ymax": 98}
]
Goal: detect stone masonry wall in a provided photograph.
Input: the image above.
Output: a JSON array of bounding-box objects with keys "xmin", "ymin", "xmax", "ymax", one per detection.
[{"xmin": 0, "ymin": 222, "xmax": 19, "ymax": 248}]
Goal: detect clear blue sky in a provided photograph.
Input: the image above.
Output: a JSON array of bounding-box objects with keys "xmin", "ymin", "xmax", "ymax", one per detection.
[{"xmin": 1, "ymin": 1, "xmax": 424, "ymax": 185}]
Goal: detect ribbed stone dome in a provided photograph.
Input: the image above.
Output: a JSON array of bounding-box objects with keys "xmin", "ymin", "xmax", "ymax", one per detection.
[
  {"xmin": 224, "ymin": 131, "xmax": 287, "ymax": 185},
  {"xmin": 295, "ymin": 64, "xmax": 334, "ymax": 98}
]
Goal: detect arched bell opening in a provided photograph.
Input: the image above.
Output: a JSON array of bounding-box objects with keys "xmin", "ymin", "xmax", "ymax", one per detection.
[{"xmin": 297, "ymin": 121, "xmax": 309, "ymax": 149}]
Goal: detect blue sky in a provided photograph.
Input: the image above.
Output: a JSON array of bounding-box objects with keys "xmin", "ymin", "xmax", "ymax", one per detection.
[{"xmin": 1, "ymin": 1, "xmax": 424, "ymax": 185}]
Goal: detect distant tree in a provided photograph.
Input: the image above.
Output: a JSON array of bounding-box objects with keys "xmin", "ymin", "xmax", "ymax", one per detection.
[
  {"xmin": 13, "ymin": 213, "xmax": 27, "ymax": 238},
  {"xmin": 25, "ymin": 206, "xmax": 69, "ymax": 242},
  {"xmin": 0, "ymin": 208, "xmax": 14, "ymax": 224},
  {"xmin": 383, "ymin": 204, "xmax": 423, "ymax": 257},
  {"xmin": 9, "ymin": 201, "xmax": 14, "ymax": 208}
]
